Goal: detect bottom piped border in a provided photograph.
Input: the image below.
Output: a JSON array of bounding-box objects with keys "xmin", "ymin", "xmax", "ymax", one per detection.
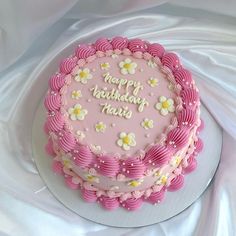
[{"xmin": 45, "ymin": 121, "xmax": 204, "ymax": 211}]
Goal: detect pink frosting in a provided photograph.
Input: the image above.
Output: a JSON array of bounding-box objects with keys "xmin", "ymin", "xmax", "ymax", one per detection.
[
  {"xmin": 122, "ymin": 197, "xmax": 143, "ymax": 211},
  {"xmin": 49, "ymin": 73, "xmax": 66, "ymax": 91},
  {"xmin": 97, "ymin": 155, "xmax": 120, "ymax": 177},
  {"xmin": 60, "ymin": 57, "xmax": 77, "ymax": 74},
  {"xmin": 46, "ymin": 111, "xmax": 64, "ymax": 132},
  {"xmin": 128, "ymin": 39, "xmax": 147, "ymax": 53},
  {"xmin": 162, "ymin": 53, "xmax": 181, "ymax": 72},
  {"xmin": 52, "ymin": 161, "xmax": 63, "ymax": 175},
  {"xmin": 75, "ymin": 44, "xmax": 96, "ymax": 59},
  {"xmin": 99, "ymin": 196, "xmax": 120, "ymax": 210},
  {"xmin": 44, "ymin": 93, "xmax": 61, "ymax": 111},
  {"xmin": 81, "ymin": 189, "xmax": 97, "ymax": 203},
  {"xmin": 147, "ymin": 43, "xmax": 165, "ymax": 58},
  {"xmin": 121, "ymin": 157, "xmax": 146, "ymax": 178},
  {"xmin": 168, "ymin": 175, "xmax": 184, "ymax": 191},
  {"xmin": 111, "ymin": 36, "xmax": 129, "ymax": 50},
  {"xmin": 181, "ymin": 88, "xmax": 199, "ymax": 109},
  {"xmin": 58, "ymin": 131, "xmax": 76, "ymax": 152},
  {"xmin": 177, "ymin": 109, "xmax": 196, "ymax": 128},
  {"xmin": 174, "ymin": 69, "xmax": 192, "ymax": 88},
  {"xmin": 95, "ymin": 38, "xmax": 113, "ymax": 52},
  {"xmin": 197, "ymin": 119, "xmax": 204, "ymax": 132},
  {"xmin": 166, "ymin": 128, "xmax": 189, "ymax": 149},
  {"xmin": 194, "ymin": 138, "xmax": 204, "ymax": 154},
  {"xmin": 45, "ymin": 138, "xmax": 56, "ymax": 157},
  {"xmin": 65, "ymin": 176, "xmax": 80, "ymax": 189},
  {"xmin": 184, "ymin": 155, "xmax": 197, "ymax": 174},
  {"xmin": 72, "ymin": 145, "xmax": 93, "ymax": 168},
  {"xmin": 147, "ymin": 187, "xmax": 166, "ymax": 204},
  {"xmin": 143, "ymin": 145, "xmax": 172, "ymax": 167}
]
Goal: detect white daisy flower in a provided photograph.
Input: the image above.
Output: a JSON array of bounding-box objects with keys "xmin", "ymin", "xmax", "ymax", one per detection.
[
  {"xmin": 119, "ymin": 58, "xmax": 137, "ymax": 75},
  {"xmin": 62, "ymin": 156, "xmax": 72, "ymax": 169},
  {"xmin": 100, "ymin": 62, "xmax": 110, "ymax": 70},
  {"xmin": 85, "ymin": 174, "xmax": 99, "ymax": 183},
  {"xmin": 95, "ymin": 121, "xmax": 106, "ymax": 133},
  {"xmin": 147, "ymin": 77, "xmax": 159, "ymax": 87},
  {"xmin": 170, "ymin": 156, "xmax": 181, "ymax": 167},
  {"xmin": 117, "ymin": 132, "xmax": 136, "ymax": 151},
  {"xmin": 68, "ymin": 104, "xmax": 88, "ymax": 121},
  {"xmin": 155, "ymin": 96, "xmax": 175, "ymax": 116},
  {"xmin": 74, "ymin": 68, "xmax": 93, "ymax": 84},
  {"xmin": 141, "ymin": 118, "xmax": 154, "ymax": 130},
  {"xmin": 147, "ymin": 60, "xmax": 157, "ymax": 68},
  {"xmin": 76, "ymin": 130, "xmax": 85, "ymax": 141},
  {"xmin": 71, "ymin": 90, "xmax": 82, "ymax": 99},
  {"xmin": 156, "ymin": 174, "xmax": 169, "ymax": 185}
]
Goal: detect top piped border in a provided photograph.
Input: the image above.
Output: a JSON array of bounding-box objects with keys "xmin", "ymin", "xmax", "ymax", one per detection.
[{"xmin": 44, "ymin": 36, "xmax": 201, "ymax": 180}]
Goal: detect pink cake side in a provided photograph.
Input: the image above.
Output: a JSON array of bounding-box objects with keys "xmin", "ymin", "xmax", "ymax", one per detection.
[{"xmin": 44, "ymin": 36, "xmax": 203, "ymax": 211}]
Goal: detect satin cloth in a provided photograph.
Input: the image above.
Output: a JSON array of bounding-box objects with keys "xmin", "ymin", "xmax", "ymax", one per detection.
[{"xmin": 0, "ymin": 1, "xmax": 236, "ymax": 235}]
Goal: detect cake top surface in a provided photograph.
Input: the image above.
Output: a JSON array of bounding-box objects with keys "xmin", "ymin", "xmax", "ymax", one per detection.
[{"xmin": 63, "ymin": 52, "xmax": 177, "ymax": 157}]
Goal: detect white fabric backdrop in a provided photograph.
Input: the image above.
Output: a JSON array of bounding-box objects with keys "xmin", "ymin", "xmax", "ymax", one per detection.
[{"xmin": 0, "ymin": 1, "xmax": 236, "ymax": 235}]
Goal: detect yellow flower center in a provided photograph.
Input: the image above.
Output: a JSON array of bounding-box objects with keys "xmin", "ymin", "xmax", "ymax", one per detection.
[
  {"xmin": 72, "ymin": 91, "xmax": 80, "ymax": 97},
  {"xmin": 175, "ymin": 156, "xmax": 181, "ymax": 165},
  {"xmin": 122, "ymin": 136, "xmax": 130, "ymax": 144},
  {"xmin": 101, "ymin": 63, "xmax": 108, "ymax": 68},
  {"xmin": 144, "ymin": 121, "xmax": 150, "ymax": 127},
  {"xmin": 129, "ymin": 181, "xmax": 140, "ymax": 187},
  {"xmin": 161, "ymin": 175, "xmax": 168, "ymax": 185},
  {"xmin": 96, "ymin": 124, "xmax": 103, "ymax": 130},
  {"xmin": 79, "ymin": 71, "xmax": 88, "ymax": 78},
  {"xmin": 63, "ymin": 160, "xmax": 70, "ymax": 168},
  {"xmin": 87, "ymin": 175, "xmax": 95, "ymax": 182},
  {"xmin": 124, "ymin": 63, "xmax": 132, "ymax": 69},
  {"xmin": 150, "ymin": 79, "xmax": 157, "ymax": 85},
  {"xmin": 73, "ymin": 108, "xmax": 81, "ymax": 115},
  {"xmin": 162, "ymin": 100, "xmax": 170, "ymax": 109}
]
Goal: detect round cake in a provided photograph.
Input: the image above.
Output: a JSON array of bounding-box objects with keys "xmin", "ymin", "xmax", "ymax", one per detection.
[{"xmin": 44, "ymin": 36, "xmax": 204, "ymax": 211}]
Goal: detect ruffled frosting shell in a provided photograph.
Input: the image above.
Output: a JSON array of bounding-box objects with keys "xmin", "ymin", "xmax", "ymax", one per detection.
[
  {"xmin": 184, "ymin": 155, "xmax": 197, "ymax": 174},
  {"xmin": 122, "ymin": 197, "xmax": 143, "ymax": 211},
  {"xmin": 99, "ymin": 196, "xmax": 120, "ymax": 210},
  {"xmin": 168, "ymin": 175, "xmax": 184, "ymax": 191},
  {"xmin": 111, "ymin": 36, "xmax": 129, "ymax": 50},
  {"xmin": 121, "ymin": 157, "xmax": 146, "ymax": 178},
  {"xmin": 166, "ymin": 128, "xmax": 189, "ymax": 149},
  {"xmin": 147, "ymin": 187, "xmax": 165, "ymax": 204},
  {"xmin": 147, "ymin": 43, "xmax": 165, "ymax": 58},
  {"xmin": 44, "ymin": 93, "xmax": 61, "ymax": 111},
  {"xmin": 97, "ymin": 155, "xmax": 120, "ymax": 177},
  {"xmin": 177, "ymin": 109, "xmax": 196, "ymax": 128},
  {"xmin": 162, "ymin": 52, "xmax": 181, "ymax": 72},
  {"xmin": 58, "ymin": 131, "xmax": 76, "ymax": 152},
  {"xmin": 95, "ymin": 38, "xmax": 113, "ymax": 52},
  {"xmin": 181, "ymin": 88, "xmax": 199, "ymax": 108},
  {"xmin": 128, "ymin": 39, "xmax": 147, "ymax": 53},
  {"xmin": 144, "ymin": 145, "xmax": 172, "ymax": 167},
  {"xmin": 46, "ymin": 112, "xmax": 64, "ymax": 132},
  {"xmin": 73, "ymin": 145, "xmax": 93, "ymax": 168},
  {"xmin": 75, "ymin": 44, "xmax": 96, "ymax": 59},
  {"xmin": 81, "ymin": 189, "xmax": 97, "ymax": 203},
  {"xmin": 60, "ymin": 57, "xmax": 77, "ymax": 74},
  {"xmin": 174, "ymin": 69, "xmax": 192, "ymax": 88},
  {"xmin": 49, "ymin": 73, "xmax": 66, "ymax": 91}
]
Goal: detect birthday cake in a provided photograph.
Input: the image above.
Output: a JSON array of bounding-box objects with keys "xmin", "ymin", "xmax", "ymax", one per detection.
[{"xmin": 44, "ymin": 37, "xmax": 204, "ymax": 211}]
